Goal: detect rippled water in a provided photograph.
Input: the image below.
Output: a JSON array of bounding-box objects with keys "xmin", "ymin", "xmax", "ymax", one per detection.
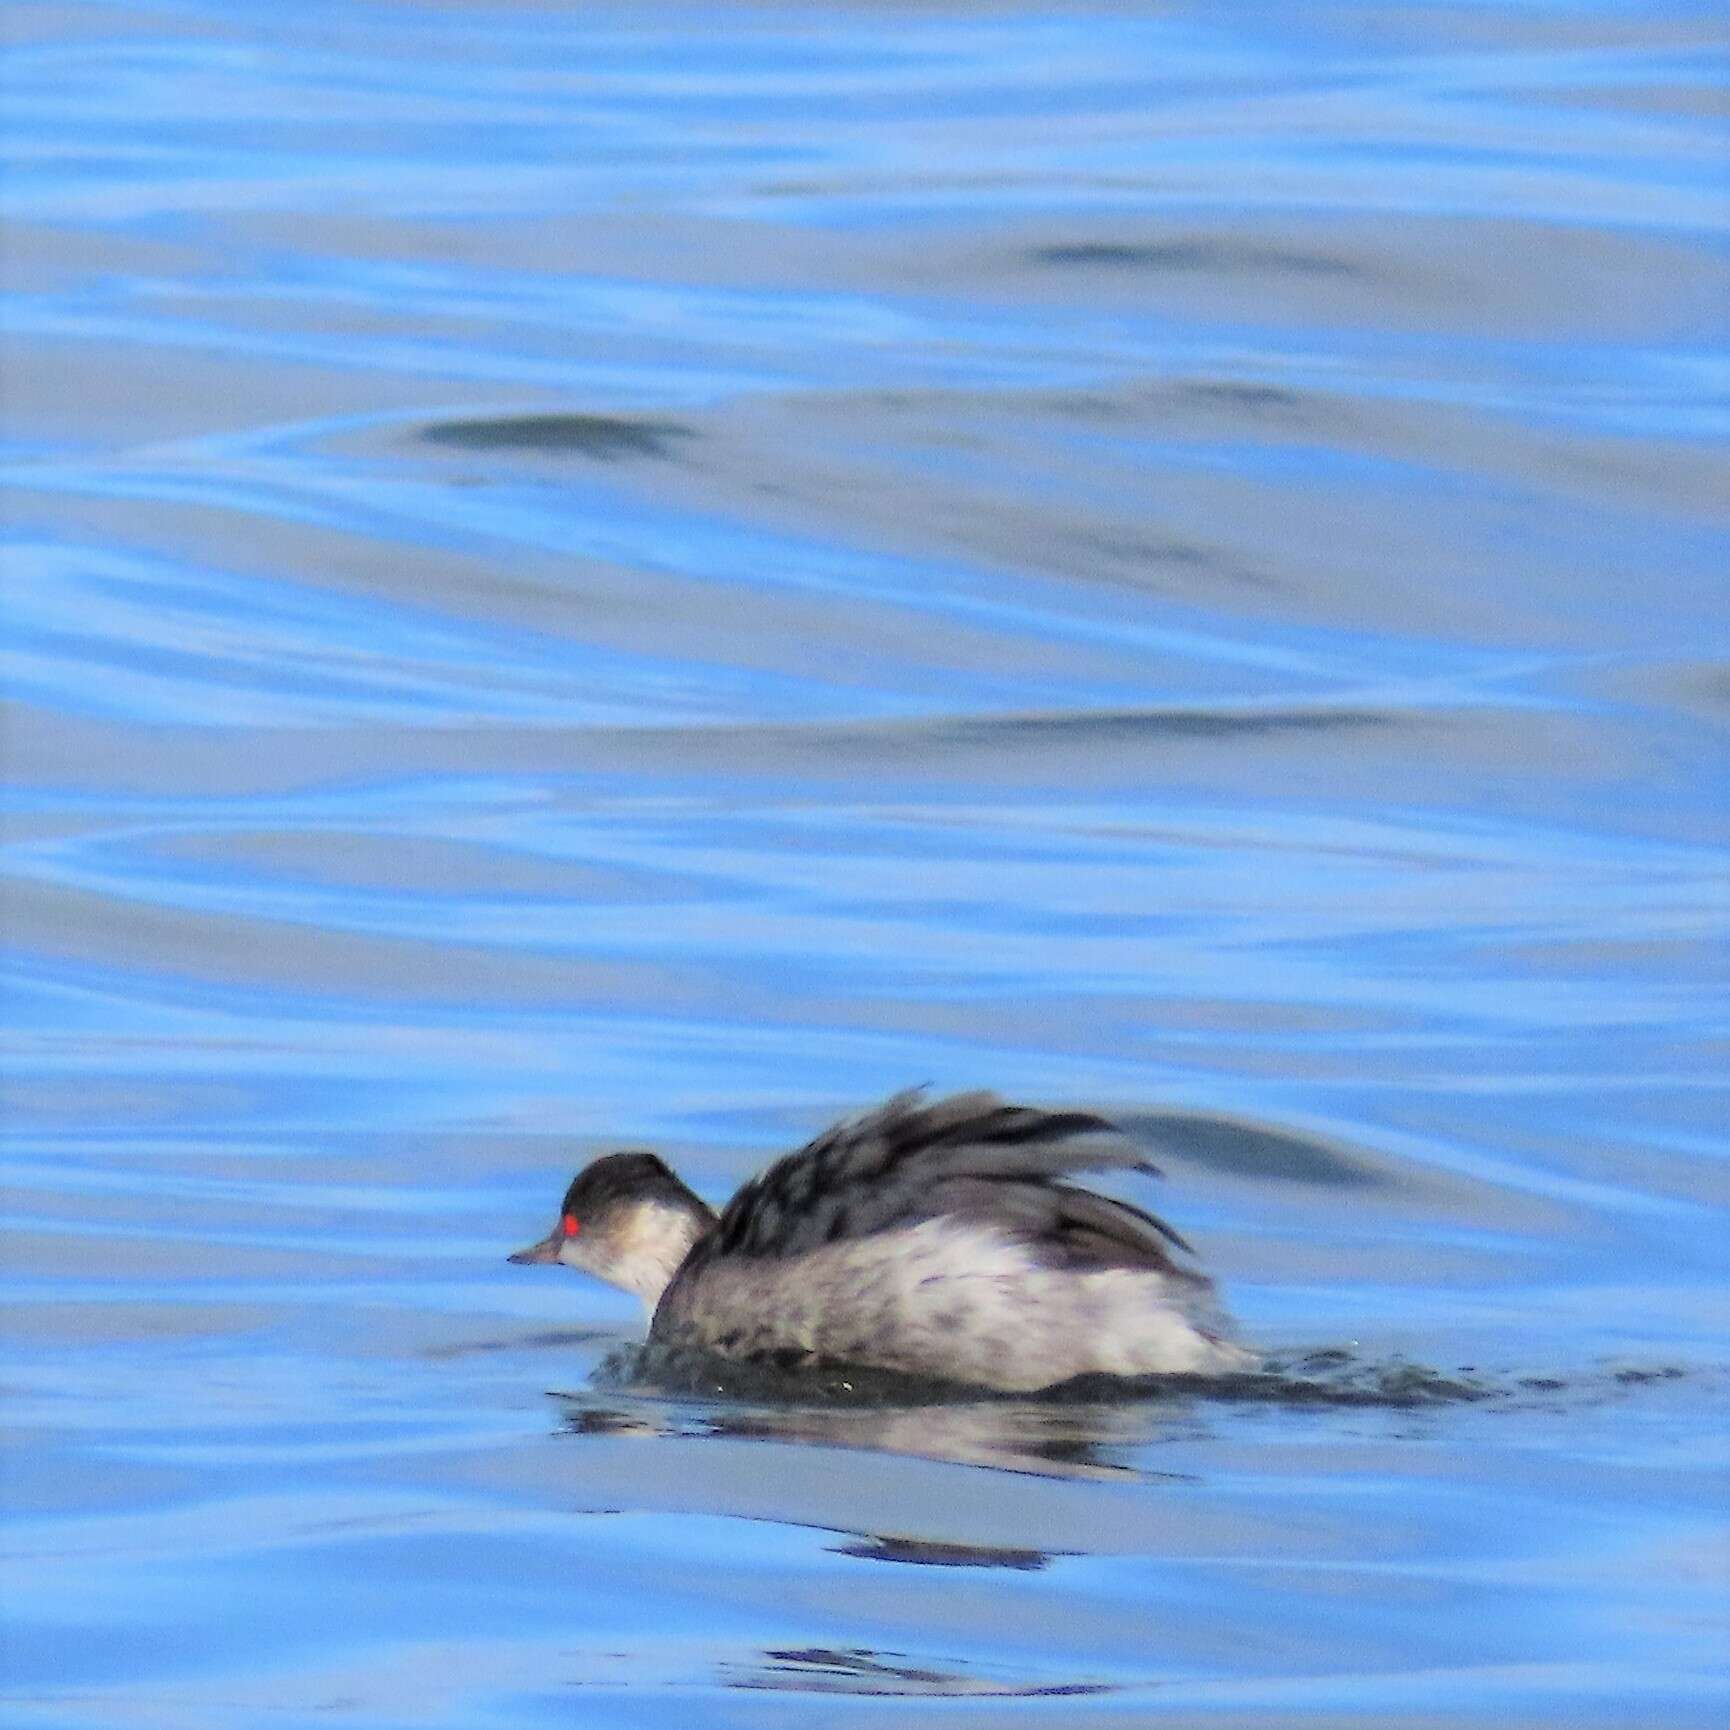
[{"xmin": 4, "ymin": 2, "xmax": 1729, "ymax": 1723}]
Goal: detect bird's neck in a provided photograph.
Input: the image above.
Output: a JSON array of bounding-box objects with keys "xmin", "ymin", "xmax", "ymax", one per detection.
[{"xmin": 614, "ymin": 1197, "xmax": 714, "ymax": 1308}]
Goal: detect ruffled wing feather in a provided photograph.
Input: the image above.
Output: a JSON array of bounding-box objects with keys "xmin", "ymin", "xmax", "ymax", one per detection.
[{"xmin": 702, "ymin": 1089, "xmax": 1200, "ymax": 1278}]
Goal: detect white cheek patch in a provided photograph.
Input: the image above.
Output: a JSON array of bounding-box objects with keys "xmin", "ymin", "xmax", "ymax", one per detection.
[{"xmin": 553, "ymin": 1203, "xmax": 703, "ymax": 1307}]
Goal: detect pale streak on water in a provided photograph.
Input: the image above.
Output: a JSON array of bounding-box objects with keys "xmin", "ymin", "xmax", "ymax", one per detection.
[{"xmin": 3, "ymin": 1, "xmax": 1728, "ymax": 1724}]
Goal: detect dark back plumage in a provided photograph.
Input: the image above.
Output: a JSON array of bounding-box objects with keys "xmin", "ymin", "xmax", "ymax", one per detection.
[{"xmin": 687, "ymin": 1089, "xmax": 1201, "ymax": 1281}]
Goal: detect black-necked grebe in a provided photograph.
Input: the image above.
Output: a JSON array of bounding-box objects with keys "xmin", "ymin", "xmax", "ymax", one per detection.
[{"xmin": 507, "ymin": 1089, "xmax": 1252, "ymax": 1390}]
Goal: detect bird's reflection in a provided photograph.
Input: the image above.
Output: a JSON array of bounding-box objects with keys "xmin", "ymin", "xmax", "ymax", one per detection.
[
  {"xmin": 544, "ymin": 1339, "xmax": 1516, "ymax": 1500},
  {"xmin": 723, "ymin": 1643, "xmax": 1112, "ymax": 1696},
  {"xmin": 554, "ymin": 1376, "xmax": 1198, "ymax": 1482}
]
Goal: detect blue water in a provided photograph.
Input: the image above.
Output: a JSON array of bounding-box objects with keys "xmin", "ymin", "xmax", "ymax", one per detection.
[{"xmin": 4, "ymin": 2, "xmax": 1728, "ymax": 1723}]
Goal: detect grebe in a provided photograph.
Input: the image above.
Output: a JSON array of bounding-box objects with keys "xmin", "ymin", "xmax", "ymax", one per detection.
[{"xmin": 508, "ymin": 1089, "xmax": 1251, "ymax": 1391}]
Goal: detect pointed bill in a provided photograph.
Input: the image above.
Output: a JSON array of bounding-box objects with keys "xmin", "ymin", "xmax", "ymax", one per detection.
[{"xmin": 507, "ymin": 1226, "xmax": 564, "ymax": 1265}]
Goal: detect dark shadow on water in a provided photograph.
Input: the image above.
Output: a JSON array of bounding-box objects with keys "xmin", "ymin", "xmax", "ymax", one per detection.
[
  {"xmin": 421, "ymin": 413, "xmax": 695, "ymax": 461},
  {"xmin": 928, "ymin": 705, "xmax": 1388, "ymax": 744},
  {"xmin": 833, "ymin": 1535, "xmax": 1052, "ymax": 1570},
  {"xmin": 1064, "ymin": 527, "xmax": 1278, "ymax": 589},
  {"xmin": 1175, "ymin": 380, "xmax": 1308, "ymax": 415},
  {"xmin": 1030, "ymin": 239, "xmax": 1358, "ymax": 277},
  {"xmin": 1119, "ymin": 1111, "xmax": 1384, "ymax": 1188}
]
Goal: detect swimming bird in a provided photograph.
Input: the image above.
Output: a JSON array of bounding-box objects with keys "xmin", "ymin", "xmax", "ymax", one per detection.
[{"xmin": 507, "ymin": 1089, "xmax": 1252, "ymax": 1391}]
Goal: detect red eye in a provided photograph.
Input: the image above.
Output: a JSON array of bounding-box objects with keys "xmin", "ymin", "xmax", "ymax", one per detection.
[{"xmin": 562, "ymin": 1213, "xmax": 580, "ymax": 1238}]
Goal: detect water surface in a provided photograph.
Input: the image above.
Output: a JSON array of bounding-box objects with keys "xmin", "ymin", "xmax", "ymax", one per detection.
[{"xmin": 4, "ymin": 2, "xmax": 1728, "ymax": 1725}]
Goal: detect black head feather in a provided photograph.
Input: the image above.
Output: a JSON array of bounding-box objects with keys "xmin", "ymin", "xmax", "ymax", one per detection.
[{"xmin": 560, "ymin": 1151, "xmax": 706, "ymax": 1224}]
